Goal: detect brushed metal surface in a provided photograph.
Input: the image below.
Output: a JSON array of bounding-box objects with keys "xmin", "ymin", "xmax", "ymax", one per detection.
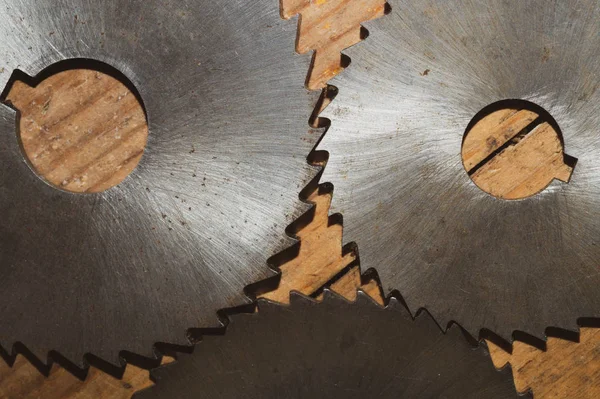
[
  {"xmin": 135, "ymin": 290, "xmax": 521, "ymax": 398},
  {"xmin": 319, "ymin": 0, "xmax": 600, "ymax": 340},
  {"xmin": 0, "ymin": 0, "xmax": 318, "ymax": 366}
]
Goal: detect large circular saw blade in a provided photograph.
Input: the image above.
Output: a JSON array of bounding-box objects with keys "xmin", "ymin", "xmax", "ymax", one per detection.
[
  {"xmin": 135, "ymin": 291, "xmax": 522, "ymax": 398},
  {"xmin": 319, "ymin": 0, "xmax": 600, "ymax": 339},
  {"xmin": 0, "ymin": 0, "xmax": 318, "ymax": 366}
]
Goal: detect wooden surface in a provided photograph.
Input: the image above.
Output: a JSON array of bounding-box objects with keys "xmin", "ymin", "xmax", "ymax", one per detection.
[
  {"xmin": 0, "ymin": 357, "xmax": 172, "ymax": 399},
  {"xmin": 488, "ymin": 331, "xmax": 600, "ymax": 398},
  {"xmin": 0, "ymin": 0, "xmax": 598, "ymax": 398},
  {"xmin": 7, "ymin": 70, "xmax": 147, "ymax": 193},
  {"xmin": 462, "ymin": 108, "xmax": 574, "ymax": 200}
]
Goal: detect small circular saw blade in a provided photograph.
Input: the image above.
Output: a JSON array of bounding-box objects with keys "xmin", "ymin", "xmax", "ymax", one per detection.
[
  {"xmin": 135, "ymin": 290, "xmax": 522, "ymax": 398},
  {"xmin": 319, "ymin": 0, "xmax": 600, "ymax": 339},
  {"xmin": 0, "ymin": 0, "xmax": 319, "ymax": 367}
]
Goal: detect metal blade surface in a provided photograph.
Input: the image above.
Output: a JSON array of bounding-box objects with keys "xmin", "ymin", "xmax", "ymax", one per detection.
[
  {"xmin": 136, "ymin": 291, "xmax": 521, "ymax": 398},
  {"xmin": 0, "ymin": 0, "xmax": 318, "ymax": 366},
  {"xmin": 320, "ymin": 0, "xmax": 600, "ymax": 339}
]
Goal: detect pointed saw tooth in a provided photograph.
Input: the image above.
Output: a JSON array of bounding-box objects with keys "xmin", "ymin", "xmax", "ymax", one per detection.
[
  {"xmin": 288, "ymin": 290, "xmax": 316, "ymax": 306},
  {"xmin": 355, "ymin": 289, "xmax": 383, "ymax": 308},
  {"xmin": 386, "ymin": 296, "xmax": 405, "ymax": 311},
  {"xmin": 320, "ymin": 288, "xmax": 350, "ymax": 304},
  {"xmin": 256, "ymin": 298, "xmax": 288, "ymax": 314}
]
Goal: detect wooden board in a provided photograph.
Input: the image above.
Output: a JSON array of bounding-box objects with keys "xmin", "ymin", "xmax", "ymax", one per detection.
[{"xmin": 0, "ymin": 0, "xmax": 598, "ymax": 397}]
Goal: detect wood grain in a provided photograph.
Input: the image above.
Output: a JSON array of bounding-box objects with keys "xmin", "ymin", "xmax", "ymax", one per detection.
[
  {"xmin": 281, "ymin": 191, "xmax": 599, "ymax": 398},
  {"xmin": 488, "ymin": 330, "xmax": 600, "ymax": 398},
  {"xmin": 261, "ymin": 190, "xmax": 356, "ymax": 303},
  {"xmin": 0, "ymin": 357, "xmax": 173, "ymax": 399},
  {"xmin": 5, "ymin": 69, "xmax": 147, "ymax": 193},
  {"xmin": 282, "ymin": 0, "xmax": 387, "ymax": 89},
  {"xmin": 462, "ymin": 108, "xmax": 574, "ymax": 200},
  {"xmin": 0, "ymin": 0, "xmax": 598, "ymax": 398},
  {"xmin": 462, "ymin": 109, "xmax": 538, "ymax": 170}
]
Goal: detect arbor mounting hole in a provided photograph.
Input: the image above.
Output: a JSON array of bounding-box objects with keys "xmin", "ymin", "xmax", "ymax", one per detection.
[
  {"xmin": 1, "ymin": 60, "xmax": 148, "ymax": 193},
  {"xmin": 461, "ymin": 100, "xmax": 576, "ymax": 200}
]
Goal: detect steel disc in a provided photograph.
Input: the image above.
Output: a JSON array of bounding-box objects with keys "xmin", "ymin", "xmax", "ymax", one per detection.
[
  {"xmin": 0, "ymin": 0, "xmax": 318, "ymax": 366},
  {"xmin": 320, "ymin": 0, "xmax": 600, "ymax": 339},
  {"xmin": 135, "ymin": 291, "xmax": 521, "ymax": 398}
]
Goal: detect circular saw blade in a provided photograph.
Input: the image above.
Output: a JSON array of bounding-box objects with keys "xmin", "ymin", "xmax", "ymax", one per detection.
[
  {"xmin": 319, "ymin": 0, "xmax": 600, "ymax": 339},
  {"xmin": 135, "ymin": 291, "xmax": 521, "ymax": 398},
  {"xmin": 0, "ymin": 0, "xmax": 318, "ymax": 366}
]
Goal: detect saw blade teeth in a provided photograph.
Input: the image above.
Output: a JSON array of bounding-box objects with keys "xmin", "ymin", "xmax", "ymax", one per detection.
[
  {"xmin": 292, "ymin": 196, "xmax": 315, "ymax": 219},
  {"xmin": 316, "ymin": 0, "xmax": 600, "ymax": 339},
  {"xmin": 287, "ymin": 290, "xmax": 317, "ymax": 306},
  {"xmin": 252, "ymin": 301, "xmax": 278, "ymax": 318},
  {"xmin": 136, "ymin": 290, "xmax": 522, "ymax": 398},
  {"xmin": 489, "ymin": 328, "xmax": 599, "ymax": 396},
  {"xmin": 444, "ymin": 322, "xmax": 476, "ymax": 347},
  {"xmin": 354, "ymin": 288, "xmax": 384, "ymax": 308},
  {"xmin": 386, "ymin": 295, "xmax": 408, "ymax": 312},
  {"xmin": 357, "ymin": 9, "xmax": 389, "ymax": 34},
  {"xmin": 319, "ymin": 287, "xmax": 350, "ymax": 304},
  {"xmin": 0, "ymin": 0, "xmax": 320, "ymax": 373},
  {"xmin": 1, "ymin": 343, "xmax": 98, "ymax": 378}
]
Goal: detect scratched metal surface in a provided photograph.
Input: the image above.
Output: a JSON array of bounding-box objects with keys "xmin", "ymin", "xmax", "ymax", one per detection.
[
  {"xmin": 135, "ymin": 291, "xmax": 521, "ymax": 398},
  {"xmin": 0, "ymin": 0, "xmax": 318, "ymax": 366},
  {"xmin": 320, "ymin": 0, "xmax": 600, "ymax": 340}
]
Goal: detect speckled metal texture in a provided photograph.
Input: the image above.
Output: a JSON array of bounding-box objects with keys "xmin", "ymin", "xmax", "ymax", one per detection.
[
  {"xmin": 0, "ymin": 0, "xmax": 318, "ymax": 367},
  {"xmin": 319, "ymin": 0, "xmax": 600, "ymax": 340},
  {"xmin": 135, "ymin": 290, "xmax": 522, "ymax": 398}
]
